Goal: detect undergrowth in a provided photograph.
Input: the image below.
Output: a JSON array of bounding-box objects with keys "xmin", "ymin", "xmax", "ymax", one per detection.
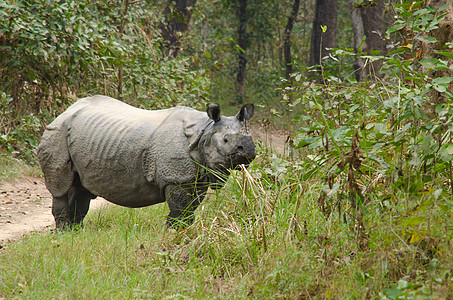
[{"xmin": 0, "ymin": 151, "xmax": 451, "ymax": 298}]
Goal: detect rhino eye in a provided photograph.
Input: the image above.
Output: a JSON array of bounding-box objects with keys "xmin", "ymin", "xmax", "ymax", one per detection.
[{"xmin": 223, "ymin": 138, "xmax": 228, "ymax": 143}]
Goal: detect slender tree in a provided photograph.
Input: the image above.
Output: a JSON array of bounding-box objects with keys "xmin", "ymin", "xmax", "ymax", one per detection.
[
  {"xmin": 284, "ymin": 0, "xmax": 301, "ymax": 101},
  {"xmin": 117, "ymin": 0, "xmax": 130, "ymax": 99},
  {"xmin": 348, "ymin": 0, "xmax": 388, "ymax": 81},
  {"xmin": 360, "ymin": 0, "xmax": 387, "ymax": 78},
  {"xmin": 236, "ymin": 0, "xmax": 248, "ymax": 104},
  {"xmin": 348, "ymin": 0, "xmax": 367, "ymax": 82},
  {"xmin": 160, "ymin": 0, "xmax": 197, "ymax": 57},
  {"xmin": 309, "ymin": 0, "xmax": 338, "ymax": 68}
]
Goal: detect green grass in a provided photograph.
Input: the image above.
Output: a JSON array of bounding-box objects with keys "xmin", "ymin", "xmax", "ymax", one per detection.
[
  {"xmin": 0, "ymin": 155, "xmax": 41, "ymax": 181},
  {"xmin": 0, "ymin": 151, "xmax": 452, "ymax": 299}
]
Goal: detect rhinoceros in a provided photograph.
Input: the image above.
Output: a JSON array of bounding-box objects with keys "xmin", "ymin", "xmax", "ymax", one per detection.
[{"xmin": 37, "ymin": 95, "xmax": 256, "ymax": 229}]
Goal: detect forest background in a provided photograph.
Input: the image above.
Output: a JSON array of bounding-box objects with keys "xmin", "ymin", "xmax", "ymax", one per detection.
[{"xmin": 1, "ymin": 0, "xmax": 453, "ymax": 298}]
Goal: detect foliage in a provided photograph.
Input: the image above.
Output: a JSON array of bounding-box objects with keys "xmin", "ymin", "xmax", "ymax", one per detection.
[
  {"xmin": 285, "ymin": 1, "xmax": 453, "ymax": 296},
  {"xmin": 0, "ymin": 0, "xmax": 210, "ymax": 162},
  {"xmin": 190, "ymin": 0, "xmax": 317, "ymax": 112},
  {"xmin": 0, "ymin": 93, "xmax": 41, "ymax": 162}
]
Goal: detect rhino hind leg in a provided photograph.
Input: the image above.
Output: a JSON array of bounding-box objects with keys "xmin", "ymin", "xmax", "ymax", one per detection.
[
  {"xmin": 52, "ymin": 173, "xmax": 95, "ymax": 229},
  {"xmin": 52, "ymin": 194, "xmax": 72, "ymax": 229},
  {"xmin": 165, "ymin": 184, "xmax": 207, "ymax": 229}
]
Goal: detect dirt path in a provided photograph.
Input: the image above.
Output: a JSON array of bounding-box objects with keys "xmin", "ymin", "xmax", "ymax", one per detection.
[
  {"xmin": 0, "ymin": 177, "xmax": 110, "ymax": 245},
  {"xmin": 0, "ymin": 126, "xmax": 290, "ymax": 245},
  {"xmin": 250, "ymin": 124, "xmax": 289, "ymax": 155},
  {"xmin": 0, "ymin": 177, "xmax": 52, "ymax": 243}
]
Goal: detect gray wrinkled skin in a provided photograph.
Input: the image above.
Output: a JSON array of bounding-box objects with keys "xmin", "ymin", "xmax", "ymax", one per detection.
[{"xmin": 38, "ymin": 95, "xmax": 256, "ymax": 229}]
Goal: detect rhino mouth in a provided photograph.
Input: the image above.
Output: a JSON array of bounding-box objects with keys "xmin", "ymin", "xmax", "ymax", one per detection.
[
  {"xmin": 228, "ymin": 151, "xmax": 256, "ymax": 169},
  {"xmin": 205, "ymin": 152, "xmax": 256, "ymax": 188}
]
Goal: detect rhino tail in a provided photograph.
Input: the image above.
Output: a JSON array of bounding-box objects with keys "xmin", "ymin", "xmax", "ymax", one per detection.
[{"xmin": 37, "ymin": 124, "xmax": 74, "ymax": 198}]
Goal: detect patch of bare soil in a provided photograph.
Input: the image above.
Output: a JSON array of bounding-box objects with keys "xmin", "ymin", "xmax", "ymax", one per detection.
[
  {"xmin": 0, "ymin": 177, "xmax": 52, "ymax": 244},
  {"xmin": 0, "ymin": 126, "xmax": 289, "ymax": 245},
  {"xmin": 250, "ymin": 124, "xmax": 291, "ymax": 154},
  {"xmin": 0, "ymin": 176, "xmax": 110, "ymax": 245}
]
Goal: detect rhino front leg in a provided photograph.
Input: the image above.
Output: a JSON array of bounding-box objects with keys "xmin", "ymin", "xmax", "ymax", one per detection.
[{"xmin": 165, "ymin": 184, "xmax": 206, "ymax": 229}]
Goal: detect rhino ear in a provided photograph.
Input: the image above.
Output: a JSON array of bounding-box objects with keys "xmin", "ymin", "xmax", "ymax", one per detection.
[
  {"xmin": 206, "ymin": 103, "xmax": 221, "ymax": 122},
  {"xmin": 236, "ymin": 103, "xmax": 254, "ymax": 121}
]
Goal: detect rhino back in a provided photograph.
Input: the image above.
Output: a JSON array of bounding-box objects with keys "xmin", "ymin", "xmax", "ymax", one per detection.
[{"xmin": 64, "ymin": 100, "xmax": 164, "ymax": 205}]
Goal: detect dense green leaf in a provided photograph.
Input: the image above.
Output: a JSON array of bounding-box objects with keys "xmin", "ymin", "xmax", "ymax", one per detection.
[
  {"xmin": 417, "ymin": 36, "xmax": 437, "ymax": 44},
  {"xmin": 435, "ymin": 51, "xmax": 453, "ymax": 59}
]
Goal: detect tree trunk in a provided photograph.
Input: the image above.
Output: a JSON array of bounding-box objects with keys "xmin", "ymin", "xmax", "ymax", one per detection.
[
  {"xmin": 117, "ymin": 0, "xmax": 130, "ymax": 99},
  {"xmin": 236, "ymin": 0, "xmax": 247, "ymax": 104},
  {"xmin": 284, "ymin": 0, "xmax": 301, "ymax": 102},
  {"xmin": 360, "ymin": 0, "xmax": 387, "ymax": 79},
  {"xmin": 348, "ymin": 0, "xmax": 367, "ymax": 82},
  {"xmin": 160, "ymin": 0, "xmax": 197, "ymax": 58},
  {"xmin": 309, "ymin": 0, "xmax": 338, "ymax": 68}
]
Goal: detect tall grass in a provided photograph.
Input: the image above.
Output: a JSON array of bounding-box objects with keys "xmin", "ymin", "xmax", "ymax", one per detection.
[{"xmin": 1, "ymin": 145, "xmax": 451, "ymax": 298}]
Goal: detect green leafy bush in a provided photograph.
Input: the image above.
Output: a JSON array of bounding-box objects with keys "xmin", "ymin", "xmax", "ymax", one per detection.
[
  {"xmin": 281, "ymin": 1, "xmax": 453, "ymax": 296},
  {"xmin": 0, "ymin": 0, "xmax": 210, "ymax": 161}
]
